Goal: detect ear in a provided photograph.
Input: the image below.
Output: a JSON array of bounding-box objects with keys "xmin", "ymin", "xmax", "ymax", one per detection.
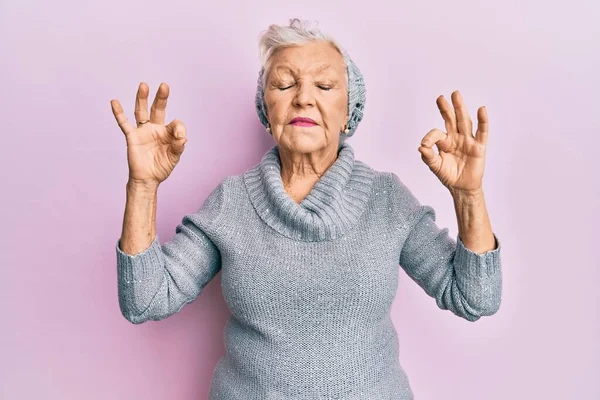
[{"xmin": 343, "ymin": 114, "xmax": 350, "ymax": 133}]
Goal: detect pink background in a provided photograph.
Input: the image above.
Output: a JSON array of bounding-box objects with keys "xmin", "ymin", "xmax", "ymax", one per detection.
[{"xmin": 1, "ymin": 0, "xmax": 598, "ymax": 399}]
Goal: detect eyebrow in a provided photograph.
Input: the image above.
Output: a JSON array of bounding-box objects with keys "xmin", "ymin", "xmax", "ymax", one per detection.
[{"xmin": 273, "ymin": 63, "xmax": 333, "ymax": 76}]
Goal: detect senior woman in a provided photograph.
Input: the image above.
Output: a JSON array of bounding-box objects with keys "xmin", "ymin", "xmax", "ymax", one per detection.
[{"xmin": 111, "ymin": 19, "xmax": 502, "ymax": 400}]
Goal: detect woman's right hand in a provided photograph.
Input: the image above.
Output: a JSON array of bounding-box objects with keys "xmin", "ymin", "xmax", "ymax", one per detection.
[{"xmin": 111, "ymin": 82, "xmax": 187, "ymax": 188}]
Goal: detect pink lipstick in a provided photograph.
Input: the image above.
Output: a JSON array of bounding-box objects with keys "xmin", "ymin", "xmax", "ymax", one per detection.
[{"xmin": 289, "ymin": 117, "xmax": 317, "ymax": 127}]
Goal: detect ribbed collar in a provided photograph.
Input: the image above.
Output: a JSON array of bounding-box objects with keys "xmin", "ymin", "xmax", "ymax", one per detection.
[{"xmin": 243, "ymin": 141, "xmax": 375, "ymax": 242}]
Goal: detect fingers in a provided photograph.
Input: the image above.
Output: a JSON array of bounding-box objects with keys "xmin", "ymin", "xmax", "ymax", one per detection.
[
  {"xmin": 420, "ymin": 128, "xmax": 450, "ymax": 152},
  {"xmin": 110, "ymin": 99, "xmax": 135, "ymax": 136},
  {"xmin": 418, "ymin": 143, "xmax": 441, "ymax": 171},
  {"xmin": 451, "ymin": 90, "xmax": 473, "ymax": 137},
  {"xmin": 166, "ymin": 119, "xmax": 187, "ymax": 140},
  {"xmin": 166, "ymin": 119, "xmax": 187, "ymax": 157},
  {"xmin": 150, "ymin": 83, "xmax": 169, "ymax": 126},
  {"xmin": 134, "ymin": 82, "xmax": 150, "ymax": 125},
  {"xmin": 436, "ymin": 95, "xmax": 457, "ymax": 134},
  {"xmin": 476, "ymin": 106, "xmax": 489, "ymax": 145},
  {"xmin": 419, "ymin": 129, "xmax": 449, "ymax": 171}
]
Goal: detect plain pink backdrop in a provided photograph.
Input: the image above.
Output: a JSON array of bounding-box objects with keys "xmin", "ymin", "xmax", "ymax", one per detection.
[{"xmin": 1, "ymin": 0, "xmax": 598, "ymax": 399}]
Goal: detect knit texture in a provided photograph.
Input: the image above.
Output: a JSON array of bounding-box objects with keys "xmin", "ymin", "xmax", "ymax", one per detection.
[{"xmin": 115, "ymin": 141, "xmax": 502, "ymax": 399}]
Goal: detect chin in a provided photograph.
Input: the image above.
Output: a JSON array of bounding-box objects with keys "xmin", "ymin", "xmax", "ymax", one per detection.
[{"xmin": 279, "ymin": 128, "xmax": 334, "ymax": 153}]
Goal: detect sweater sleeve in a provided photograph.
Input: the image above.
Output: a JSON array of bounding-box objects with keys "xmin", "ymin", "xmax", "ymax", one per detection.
[
  {"xmin": 115, "ymin": 178, "xmax": 228, "ymax": 324},
  {"xmin": 391, "ymin": 173, "xmax": 503, "ymax": 322}
]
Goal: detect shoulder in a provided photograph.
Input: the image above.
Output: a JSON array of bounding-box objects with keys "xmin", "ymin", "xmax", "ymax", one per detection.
[
  {"xmin": 352, "ymin": 157, "xmax": 403, "ymax": 188},
  {"xmin": 211, "ymin": 173, "xmax": 246, "ymax": 197},
  {"xmin": 382, "ymin": 171, "xmax": 419, "ymax": 206},
  {"xmin": 356, "ymin": 162, "xmax": 413, "ymax": 200},
  {"xmin": 365, "ymin": 167, "xmax": 424, "ymax": 222},
  {"xmin": 343, "ymin": 153, "xmax": 424, "ymax": 208},
  {"xmin": 191, "ymin": 174, "xmax": 244, "ymax": 232},
  {"xmin": 203, "ymin": 172, "xmax": 248, "ymax": 205}
]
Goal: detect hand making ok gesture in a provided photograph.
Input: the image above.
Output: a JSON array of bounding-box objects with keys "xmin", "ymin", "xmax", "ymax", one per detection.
[
  {"xmin": 110, "ymin": 82, "xmax": 187, "ymax": 188},
  {"xmin": 418, "ymin": 90, "xmax": 489, "ymax": 195}
]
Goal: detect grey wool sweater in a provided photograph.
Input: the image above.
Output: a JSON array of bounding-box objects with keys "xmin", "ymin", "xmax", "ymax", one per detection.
[{"xmin": 115, "ymin": 141, "xmax": 502, "ymax": 399}]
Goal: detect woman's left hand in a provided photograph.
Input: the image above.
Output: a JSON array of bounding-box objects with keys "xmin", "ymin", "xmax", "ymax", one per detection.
[{"xmin": 418, "ymin": 90, "xmax": 489, "ymax": 196}]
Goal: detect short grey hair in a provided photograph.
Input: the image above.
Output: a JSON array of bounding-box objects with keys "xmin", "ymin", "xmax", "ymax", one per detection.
[
  {"xmin": 258, "ymin": 19, "xmax": 347, "ymax": 91},
  {"xmin": 254, "ymin": 18, "xmax": 366, "ymax": 139}
]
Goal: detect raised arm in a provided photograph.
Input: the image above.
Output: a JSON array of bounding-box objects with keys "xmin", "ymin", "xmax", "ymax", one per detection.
[
  {"xmin": 116, "ymin": 179, "xmax": 227, "ymax": 324},
  {"xmin": 110, "ymin": 82, "xmax": 225, "ymax": 324},
  {"xmin": 392, "ymin": 173, "xmax": 502, "ymax": 322}
]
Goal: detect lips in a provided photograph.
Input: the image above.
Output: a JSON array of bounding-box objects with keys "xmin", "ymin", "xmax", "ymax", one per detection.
[{"xmin": 289, "ymin": 117, "xmax": 317, "ymax": 125}]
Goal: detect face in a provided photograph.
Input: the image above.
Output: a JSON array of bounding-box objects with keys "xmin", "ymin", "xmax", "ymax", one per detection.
[{"xmin": 263, "ymin": 40, "xmax": 349, "ymax": 155}]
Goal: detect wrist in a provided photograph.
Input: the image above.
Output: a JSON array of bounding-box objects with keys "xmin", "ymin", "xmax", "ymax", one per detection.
[
  {"xmin": 127, "ymin": 179, "xmax": 159, "ymax": 193},
  {"xmin": 450, "ymin": 187, "xmax": 484, "ymax": 203}
]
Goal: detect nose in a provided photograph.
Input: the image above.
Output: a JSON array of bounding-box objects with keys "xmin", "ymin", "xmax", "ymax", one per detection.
[{"xmin": 292, "ymin": 81, "xmax": 315, "ymax": 108}]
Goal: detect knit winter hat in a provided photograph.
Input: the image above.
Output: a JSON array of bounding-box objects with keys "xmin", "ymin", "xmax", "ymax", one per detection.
[{"xmin": 254, "ymin": 46, "xmax": 366, "ymax": 140}]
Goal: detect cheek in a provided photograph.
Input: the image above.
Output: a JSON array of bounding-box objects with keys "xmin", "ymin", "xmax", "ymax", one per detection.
[
  {"xmin": 264, "ymin": 94, "xmax": 288, "ymax": 120},
  {"xmin": 337, "ymin": 92, "xmax": 349, "ymax": 115},
  {"xmin": 322, "ymin": 95, "xmax": 348, "ymax": 122}
]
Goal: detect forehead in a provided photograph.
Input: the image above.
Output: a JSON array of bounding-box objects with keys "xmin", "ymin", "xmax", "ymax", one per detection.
[{"xmin": 269, "ymin": 41, "xmax": 346, "ymax": 76}]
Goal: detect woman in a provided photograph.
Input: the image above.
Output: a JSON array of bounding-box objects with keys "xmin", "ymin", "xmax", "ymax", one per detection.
[{"xmin": 111, "ymin": 18, "xmax": 502, "ymax": 400}]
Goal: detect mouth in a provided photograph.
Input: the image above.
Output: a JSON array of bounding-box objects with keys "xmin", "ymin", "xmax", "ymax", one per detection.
[{"xmin": 289, "ymin": 117, "xmax": 317, "ymax": 126}]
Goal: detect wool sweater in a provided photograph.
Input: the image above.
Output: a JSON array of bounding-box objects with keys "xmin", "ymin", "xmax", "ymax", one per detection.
[{"xmin": 115, "ymin": 141, "xmax": 502, "ymax": 399}]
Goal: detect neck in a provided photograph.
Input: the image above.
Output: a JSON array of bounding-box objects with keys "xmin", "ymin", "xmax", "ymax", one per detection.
[
  {"xmin": 278, "ymin": 144, "xmax": 340, "ymax": 204},
  {"xmin": 243, "ymin": 140, "xmax": 376, "ymax": 242}
]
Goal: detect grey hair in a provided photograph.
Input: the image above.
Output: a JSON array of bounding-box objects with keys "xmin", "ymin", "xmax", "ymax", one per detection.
[
  {"xmin": 258, "ymin": 19, "xmax": 347, "ymax": 91},
  {"xmin": 254, "ymin": 18, "xmax": 366, "ymax": 140}
]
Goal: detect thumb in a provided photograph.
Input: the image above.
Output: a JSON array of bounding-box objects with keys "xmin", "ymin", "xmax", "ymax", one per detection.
[
  {"xmin": 166, "ymin": 119, "xmax": 187, "ymax": 140},
  {"xmin": 418, "ymin": 145, "xmax": 440, "ymax": 170}
]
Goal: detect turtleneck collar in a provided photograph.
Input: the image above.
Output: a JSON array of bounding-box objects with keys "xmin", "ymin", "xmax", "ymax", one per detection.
[{"xmin": 243, "ymin": 141, "xmax": 375, "ymax": 242}]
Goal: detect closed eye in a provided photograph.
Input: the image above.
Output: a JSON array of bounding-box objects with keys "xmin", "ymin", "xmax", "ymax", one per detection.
[{"xmin": 278, "ymin": 84, "xmax": 332, "ymax": 91}]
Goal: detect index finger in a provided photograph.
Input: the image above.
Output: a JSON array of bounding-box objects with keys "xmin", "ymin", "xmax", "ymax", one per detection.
[
  {"xmin": 436, "ymin": 95, "xmax": 457, "ymax": 133},
  {"xmin": 110, "ymin": 99, "xmax": 134, "ymax": 136}
]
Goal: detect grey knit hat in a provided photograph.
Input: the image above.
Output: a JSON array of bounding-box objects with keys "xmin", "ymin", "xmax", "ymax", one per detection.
[{"xmin": 254, "ymin": 47, "xmax": 366, "ymax": 140}]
